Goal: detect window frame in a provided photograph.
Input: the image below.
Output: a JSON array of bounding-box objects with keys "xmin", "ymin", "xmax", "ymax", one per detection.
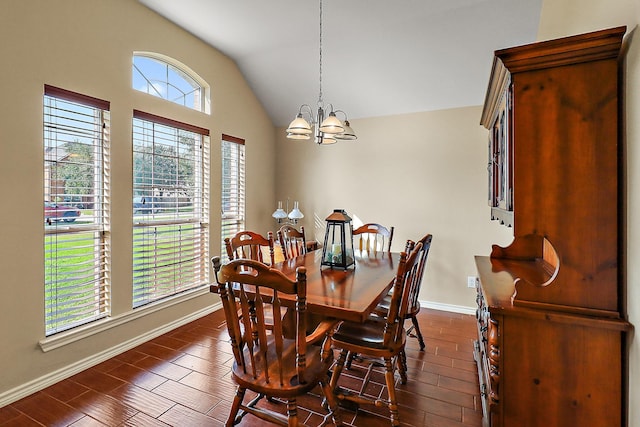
[
  {"xmin": 221, "ymin": 134, "xmax": 246, "ymax": 262},
  {"xmin": 43, "ymin": 85, "xmax": 111, "ymax": 336},
  {"xmin": 132, "ymin": 109, "xmax": 210, "ymax": 308}
]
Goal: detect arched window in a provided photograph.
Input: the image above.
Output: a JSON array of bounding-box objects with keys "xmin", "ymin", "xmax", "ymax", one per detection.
[{"xmin": 132, "ymin": 52, "xmax": 210, "ymax": 113}]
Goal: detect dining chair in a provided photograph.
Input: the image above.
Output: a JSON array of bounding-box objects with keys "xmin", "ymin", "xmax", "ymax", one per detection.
[
  {"xmin": 373, "ymin": 234, "xmax": 433, "ymax": 350},
  {"xmin": 328, "ymin": 241, "xmax": 423, "ymax": 427},
  {"xmin": 211, "ymin": 256, "xmax": 342, "ymax": 427},
  {"xmin": 225, "ymin": 230, "xmax": 276, "ymax": 265},
  {"xmin": 352, "ymin": 223, "xmax": 394, "ymax": 254},
  {"xmin": 277, "ymin": 224, "xmax": 307, "ymax": 260}
]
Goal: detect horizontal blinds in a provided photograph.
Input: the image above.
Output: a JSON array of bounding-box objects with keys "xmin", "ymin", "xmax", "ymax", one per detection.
[
  {"xmin": 132, "ymin": 223, "xmax": 207, "ymax": 306},
  {"xmin": 132, "ymin": 113, "xmax": 209, "ymax": 307},
  {"xmin": 44, "ymin": 86, "xmax": 110, "ymax": 335},
  {"xmin": 221, "ymin": 136, "xmax": 245, "ymax": 261}
]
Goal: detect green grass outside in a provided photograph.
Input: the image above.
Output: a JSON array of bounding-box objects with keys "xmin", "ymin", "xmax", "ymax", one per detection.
[{"xmin": 45, "ymin": 219, "xmax": 205, "ymax": 333}]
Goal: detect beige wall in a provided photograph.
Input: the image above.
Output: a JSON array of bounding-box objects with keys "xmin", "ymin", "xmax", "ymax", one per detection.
[
  {"xmin": 274, "ymin": 107, "xmax": 514, "ymax": 311},
  {"xmin": 538, "ymin": 2, "xmax": 639, "ymax": 426},
  {"xmin": 0, "ymin": 0, "xmax": 275, "ymax": 400}
]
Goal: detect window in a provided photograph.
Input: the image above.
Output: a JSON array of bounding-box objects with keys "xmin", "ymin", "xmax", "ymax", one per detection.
[
  {"xmin": 44, "ymin": 85, "xmax": 110, "ymax": 336},
  {"xmin": 221, "ymin": 135, "xmax": 245, "ymax": 261},
  {"xmin": 132, "ymin": 52, "xmax": 210, "ymax": 113},
  {"xmin": 132, "ymin": 110, "xmax": 209, "ymax": 307}
]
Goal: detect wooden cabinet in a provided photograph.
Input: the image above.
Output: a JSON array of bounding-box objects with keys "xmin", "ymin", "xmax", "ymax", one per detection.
[{"xmin": 474, "ymin": 26, "xmax": 631, "ymax": 427}]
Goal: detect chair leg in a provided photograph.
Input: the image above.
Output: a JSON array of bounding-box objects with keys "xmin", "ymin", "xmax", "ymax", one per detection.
[
  {"xmin": 397, "ymin": 350, "xmax": 408, "ymax": 385},
  {"xmin": 345, "ymin": 351, "xmax": 356, "ymax": 369},
  {"xmin": 410, "ymin": 315, "xmax": 426, "ymax": 351},
  {"xmin": 384, "ymin": 357, "xmax": 401, "ymax": 427},
  {"xmin": 227, "ymin": 386, "xmax": 245, "ymax": 427},
  {"xmin": 319, "ymin": 378, "xmax": 343, "ymax": 426},
  {"xmin": 329, "ymin": 349, "xmax": 348, "ymax": 393},
  {"xmin": 286, "ymin": 399, "xmax": 299, "ymax": 426}
]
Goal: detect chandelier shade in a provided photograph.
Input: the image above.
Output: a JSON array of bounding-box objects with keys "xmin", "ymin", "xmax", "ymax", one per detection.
[
  {"xmin": 286, "ymin": 113, "xmax": 312, "ymax": 136},
  {"xmin": 335, "ymin": 120, "xmax": 357, "ymax": 140},
  {"xmin": 286, "ymin": 0, "xmax": 357, "ymax": 144},
  {"xmin": 319, "ymin": 111, "xmax": 344, "ymax": 134}
]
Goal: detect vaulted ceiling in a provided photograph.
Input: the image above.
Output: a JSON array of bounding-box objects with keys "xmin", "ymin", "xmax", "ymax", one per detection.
[{"xmin": 138, "ymin": 0, "xmax": 543, "ymax": 127}]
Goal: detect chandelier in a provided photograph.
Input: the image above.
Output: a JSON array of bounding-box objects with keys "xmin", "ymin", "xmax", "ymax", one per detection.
[{"xmin": 285, "ymin": 0, "xmax": 357, "ymax": 144}]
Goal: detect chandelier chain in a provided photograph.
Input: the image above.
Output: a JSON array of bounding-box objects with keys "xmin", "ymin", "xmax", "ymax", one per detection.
[{"xmin": 318, "ymin": 0, "xmax": 323, "ymax": 106}]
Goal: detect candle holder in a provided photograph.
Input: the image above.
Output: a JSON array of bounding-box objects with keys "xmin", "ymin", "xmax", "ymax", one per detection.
[{"xmin": 321, "ymin": 209, "xmax": 355, "ymax": 269}]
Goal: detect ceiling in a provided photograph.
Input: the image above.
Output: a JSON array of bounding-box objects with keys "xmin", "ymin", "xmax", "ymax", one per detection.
[{"xmin": 138, "ymin": 0, "xmax": 543, "ymax": 127}]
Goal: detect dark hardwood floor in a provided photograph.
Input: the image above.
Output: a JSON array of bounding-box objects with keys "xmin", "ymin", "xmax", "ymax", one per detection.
[{"xmin": 0, "ymin": 308, "xmax": 482, "ymax": 427}]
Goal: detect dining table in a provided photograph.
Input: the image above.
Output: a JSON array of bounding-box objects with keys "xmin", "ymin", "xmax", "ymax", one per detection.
[{"xmin": 211, "ymin": 249, "xmax": 400, "ymax": 324}]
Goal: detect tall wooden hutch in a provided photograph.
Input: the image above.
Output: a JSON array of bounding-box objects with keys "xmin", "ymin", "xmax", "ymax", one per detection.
[{"xmin": 474, "ymin": 26, "xmax": 631, "ymax": 427}]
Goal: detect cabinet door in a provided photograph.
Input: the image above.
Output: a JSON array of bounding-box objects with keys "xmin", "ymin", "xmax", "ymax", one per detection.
[
  {"xmin": 495, "ymin": 89, "xmax": 512, "ymax": 211},
  {"xmin": 488, "ymin": 85, "xmax": 513, "ymax": 214}
]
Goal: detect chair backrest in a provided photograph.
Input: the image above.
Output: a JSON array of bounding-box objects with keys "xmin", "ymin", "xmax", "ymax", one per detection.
[
  {"xmin": 383, "ymin": 241, "xmax": 423, "ymax": 347},
  {"xmin": 212, "ymin": 257, "xmax": 310, "ymax": 387},
  {"xmin": 225, "ymin": 230, "xmax": 275, "ymax": 265},
  {"xmin": 277, "ymin": 225, "xmax": 307, "ymax": 260},
  {"xmin": 406, "ymin": 234, "xmax": 432, "ymax": 317},
  {"xmin": 353, "ymin": 223, "xmax": 394, "ymax": 254}
]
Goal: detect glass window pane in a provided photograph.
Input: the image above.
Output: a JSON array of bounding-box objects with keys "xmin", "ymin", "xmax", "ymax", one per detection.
[{"xmin": 133, "ymin": 54, "xmax": 206, "ymax": 112}]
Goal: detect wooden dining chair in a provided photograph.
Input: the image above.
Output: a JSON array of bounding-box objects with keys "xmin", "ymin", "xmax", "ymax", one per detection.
[
  {"xmin": 373, "ymin": 234, "xmax": 433, "ymax": 350},
  {"xmin": 277, "ymin": 224, "xmax": 307, "ymax": 260},
  {"xmin": 211, "ymin": 256, "xmax": 342, "ymax": 427},
  {"xmin": 352, "ymin": 223, "xmax": 394, "ymax": 254},
  {"xmin": 225, "ymin": 230, "xmax": 275, "ymax": 265},
  {"xmin": 328, "ymin": 242, "xmax": 423, "ymax": 427}
]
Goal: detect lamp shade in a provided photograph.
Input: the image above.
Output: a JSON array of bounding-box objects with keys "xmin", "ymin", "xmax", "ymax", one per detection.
[
  {"xmin": 288, "ymin": 201, "xmax": 304, "ymax": 221},
  {"xmin": 321, "ymin": 209, "xmax": 355, "ymax": 269},
  {"xmin": 319, "ymin": 135, "xmax": 337, "ymax": 145},
  {"xmin": 334, "ymin": 120, "xmax": 357, "ymax": 140},
  {"xmin": 319, "ymin": 112, "xmax": 344, "ymax": 134},
  {"xmin": 286, "ymin": 114, "xmax": 312, "ymax": 136},
  {"xmin": 287, "ymin": 132, "xmax": 312, "ymax": 140},
  {"xmin": 272, "ymin": 201, "xmax": 288, "ymax": 221}
]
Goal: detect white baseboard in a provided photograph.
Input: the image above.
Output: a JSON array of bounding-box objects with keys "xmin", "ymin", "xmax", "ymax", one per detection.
[
  {"xmin": 0, "ymin": 302, "xmax": 222, "ymax": 408},
  {"xmin": 421, "ymin": 300, "xmax": 476, "ymax": 316}
]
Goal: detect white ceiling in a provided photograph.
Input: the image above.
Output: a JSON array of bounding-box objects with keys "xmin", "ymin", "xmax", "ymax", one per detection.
[{"xmin": 138, "ymin": 0, "xmax": 543, "ymax": 127}]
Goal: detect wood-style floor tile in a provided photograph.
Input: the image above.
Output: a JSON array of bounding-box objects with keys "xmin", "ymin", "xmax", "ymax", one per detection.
[
  {"xmin": 108, "ymin": 384, "xmax": 176, "ymax": 418},
  {"xmin": 157, "ymin": 404, "xmax": 223, "ymax": 426},
  {"xmin": 12, "ymin": 392, "xmax": 85, "ymax": 426},
  {"xmin": 1, "ymin": 309, "xmax": 482, "ymax": 427},
  {"xmin": 106, "ymin": 362, "xmax": 167, "ymax": 391},
  {"xmin": 67, "ymin": 389, "xmax": 138, "ymax": 425},
  {"xmin": 152, "ymin": 380, "xmax": 221, "ymax": 414},
  {"xmin": 42, "ymin": 379, "xmax": 91, "ymax": 403}
]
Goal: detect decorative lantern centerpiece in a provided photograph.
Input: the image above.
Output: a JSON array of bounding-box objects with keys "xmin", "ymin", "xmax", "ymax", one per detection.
[{"xmin": 321, "ymin": 209, "xmax": 355, "ymax": 269}]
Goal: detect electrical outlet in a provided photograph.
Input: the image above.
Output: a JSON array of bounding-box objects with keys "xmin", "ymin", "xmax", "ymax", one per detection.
[{"xmin": 467, "ymin": 276, "xmax": 477, "ymax": 288}]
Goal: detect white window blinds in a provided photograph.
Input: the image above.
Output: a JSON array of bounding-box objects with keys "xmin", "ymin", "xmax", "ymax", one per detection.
[
  {"xmin": 44, "ymin": 85, "xmax": 110, "ymax": 336},
  {"xmin": 221, "ymin": 135, "xmax": 245, "ymax": 261},
  {"xmin": 132, "ymin": 110, "xmax": 209, "ymax": 307}
]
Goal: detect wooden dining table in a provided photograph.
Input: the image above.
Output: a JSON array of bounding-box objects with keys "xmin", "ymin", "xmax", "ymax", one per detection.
[
  {"xmin": 274, "ymin": 250, "xmax": 400, "ymax": 323},
  {"xmin": 211, "ymin": 250, "xmax": 400, "ymax": 324}
]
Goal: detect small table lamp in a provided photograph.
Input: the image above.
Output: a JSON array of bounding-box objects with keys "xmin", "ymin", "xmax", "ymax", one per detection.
[{"xmin": 321, "ymin": 209, "xmax": 355, "ymax": 269}]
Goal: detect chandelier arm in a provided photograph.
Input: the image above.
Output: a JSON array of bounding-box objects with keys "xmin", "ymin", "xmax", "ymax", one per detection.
[
  {"xmin": 298, "ymin": 104, "xmax": 314, "ymax": 120},
  {"xmin": 333, "ymin": 109, "xmax": 348, "ymax": 120}
]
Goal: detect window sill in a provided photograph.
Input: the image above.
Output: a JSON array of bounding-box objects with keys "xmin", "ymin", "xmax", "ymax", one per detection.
[{"xmin": 39, "ymin": 285, "xmax": 213, "ymax": 352}]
